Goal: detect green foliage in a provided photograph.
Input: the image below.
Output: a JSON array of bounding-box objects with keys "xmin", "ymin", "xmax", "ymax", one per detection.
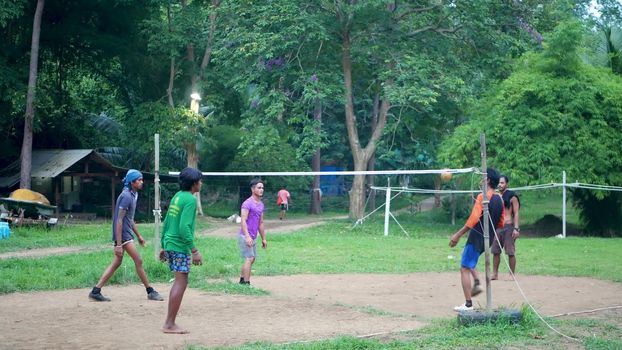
[
  {"xmin": 0, "ymin": 0, "xmax": 26, "ymax": 27},
  {"xmin": 439, "ymin": 20, "xmax": 622, "ymax": 235}
]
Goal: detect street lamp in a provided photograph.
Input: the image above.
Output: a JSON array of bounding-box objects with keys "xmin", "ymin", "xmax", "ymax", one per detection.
[
  {"xmin": 190, "ymin": 92, "xmax": 201, "ymax": 114},
  {"xmin": 188, "ymin": 92, "xmax": 203, "ymax": 216}
]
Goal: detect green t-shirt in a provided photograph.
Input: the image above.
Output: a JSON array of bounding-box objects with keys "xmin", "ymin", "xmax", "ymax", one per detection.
[{"xmin": 161, "ymin": 191, "xmax": 197, "ymax": 254}]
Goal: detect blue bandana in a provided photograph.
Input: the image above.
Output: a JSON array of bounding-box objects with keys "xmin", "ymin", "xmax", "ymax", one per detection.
[{"xmin": 123, "ymin": 169, "xmax": 143, "ymax": 188}]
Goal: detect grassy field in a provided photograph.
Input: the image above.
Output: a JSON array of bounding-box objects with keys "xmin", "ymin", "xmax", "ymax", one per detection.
[{"xmin": 0, "ymin": 196, "xmax": 620, "ymax": 349}]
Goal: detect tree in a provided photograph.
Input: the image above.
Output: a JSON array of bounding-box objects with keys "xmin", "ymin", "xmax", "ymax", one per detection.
[
  {"xmin": 19, "ymin": 0, "xmax": 44, "ymax": 189},
  {"xmin": 439, "ymin": 20, "xmax": 622, "ymax": 235},
  {"xmin": 214, "ymin": 1, "xmax": 545, "ymax": 219}
]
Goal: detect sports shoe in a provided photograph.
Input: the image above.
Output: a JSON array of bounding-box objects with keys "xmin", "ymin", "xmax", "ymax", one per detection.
[
  {"xmin": 453, "ymin": 303, "xmax": 473, "ymax": 312},
  {"xmin": 147, "ymin": 290, "xmax": 164, "ymax": 301},
  {"xmin": 471, "ymin": 284, "xmax": 482, "ymax": 297},
  {"xmin": 89, "ymin": 291, "xmax": 111, "ymax": 302}
]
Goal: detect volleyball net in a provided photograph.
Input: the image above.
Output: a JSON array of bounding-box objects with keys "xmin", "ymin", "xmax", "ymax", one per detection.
[{"xmin": 162, "ymin": 168, "xmax": 622, "ymax": 238}]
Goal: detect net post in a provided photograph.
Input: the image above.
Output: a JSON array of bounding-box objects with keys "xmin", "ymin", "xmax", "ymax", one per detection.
[
  {"xmin": 384, "ymin": 178, "xmax": 391, "ymax": 236},
  {"xmin": 154, "ymin": 134, "xmax": 161, "ymax": 262},
  {"xmin": 562, "ymin": 170, "xmax": 567, "ymax": 238},
  {"xmin": 480, "ymin": 133, "xmax": 492, "ymax": 311}
]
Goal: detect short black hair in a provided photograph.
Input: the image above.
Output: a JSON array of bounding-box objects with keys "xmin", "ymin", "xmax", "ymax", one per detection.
[
  {"xmin": 179, "ymin": 167, "xmax": 202, "ymax": 191},
  {"xmin": 500, "ymin": 175, "xmax": 510, "ymax": 183},
  {"xmin": 250, "ymin": 178, "xmax": 264, "ymax": 189},
  {"xmin": 487, "ymin": 167, "xmax": 500, "ymax": 188}
]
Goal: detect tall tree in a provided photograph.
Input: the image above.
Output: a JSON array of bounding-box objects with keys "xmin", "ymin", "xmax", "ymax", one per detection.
[
  {"xmin": 19, "ymin": 0, "xmax": 44, "ymax": 189},
  {"xmin": 439, "ymin": 20, "xmax": 622, "ymax": 235}
]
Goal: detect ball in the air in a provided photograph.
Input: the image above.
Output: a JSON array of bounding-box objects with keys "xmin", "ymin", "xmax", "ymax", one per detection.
[{"xmin": 440, "ymin": 171, "xmax": 452, "ymax": 183}]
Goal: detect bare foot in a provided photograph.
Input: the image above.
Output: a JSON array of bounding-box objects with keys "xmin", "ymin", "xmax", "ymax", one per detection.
[
  {"xmin": 162, "ymin": 325, "xmax": 189, "ymax": 334},
  {"xmin": 491, "ymin": 274, "xmax": 498, "ymax": 280}
]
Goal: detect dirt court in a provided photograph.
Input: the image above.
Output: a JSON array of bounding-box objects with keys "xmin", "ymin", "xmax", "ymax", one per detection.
[
  {"xmin": 0, "ymin": 272, "xmax": 620, "ymax": 349},
  {"xmin": 1, "ymin": 218, "xmax": 621, "ymax": 349}
]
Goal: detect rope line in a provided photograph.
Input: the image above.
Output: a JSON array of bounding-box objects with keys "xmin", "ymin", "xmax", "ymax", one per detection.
[
  {"xmin": 170, "ymin": 167, "xmax": 477, "ymax": 177},
  {"xmin": 549, "ymin": 305, "xmax": 622, "ymax": 318},
  {"xmin": 489, "ymin": 218, "xmax": 580, "ymax": 342}
]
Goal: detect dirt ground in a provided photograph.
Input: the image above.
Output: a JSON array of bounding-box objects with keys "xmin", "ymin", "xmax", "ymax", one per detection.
[
  {"xmin": 1, "ymin": 217, "xmax": 621, "ymax": 349},
  {"xmin": 0, "ymin": 272, "xmax": 620, "ymax": 349}
]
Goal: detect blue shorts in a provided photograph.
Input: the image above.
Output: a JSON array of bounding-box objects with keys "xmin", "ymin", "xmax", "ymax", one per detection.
[
  {"xmin": 165, "ymin": 251, "xmax": 191, "ymax": 273},
  {"xmin": 460, "ymin": 243, "xmax": 482, "ymax": 269}
]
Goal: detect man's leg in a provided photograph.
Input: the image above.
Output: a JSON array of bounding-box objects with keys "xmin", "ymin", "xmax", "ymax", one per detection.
[
  {"xmin": 89, "ymin": 250, "xmax": 123, "ymax": 301},
  {"xmin": 504, "ymin": 235, "xmax": 517, "ymax": 277},
  {"xmin": 241, "ymin": 257, "xmax": 255, "ymax": 283},
  {"xmin": 124, "ymin": 242, "xmax": 151, "ymax": 287},
  {"xmin": 125, "ymin": 243, "xmax": 163, "ymax": 300},
  {"xmin": 460, "ymin": 267, "xmax": 473, "ymax": 301},
  {"xmin": 163, "ymin": 272, "xmax": 189, "ymax": 334},
  {"xmin": 491, "ymin": 226, "xmax": 507, "ymax": 280},
  {"xmin": 492, "ymin": 254, "xmax": 500, "ymax": 280},
  {"xmin": 95, "ymin": 252, "xmax": 123, "ymax": 288},
  {"xmin": 470, "ymin": 268, "xmax": 482, "ymax": 296}
]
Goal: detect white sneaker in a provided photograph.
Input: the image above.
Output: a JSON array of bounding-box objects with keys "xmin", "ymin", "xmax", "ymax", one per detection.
[{"xmin": 453, "ymin": 303, "xmax": 474, "ymax": 312}]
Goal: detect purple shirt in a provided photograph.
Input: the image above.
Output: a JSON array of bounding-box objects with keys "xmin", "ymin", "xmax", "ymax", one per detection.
[{"xmin": 239, "ymin": 197, "xmax": 264, "ymax": 240}]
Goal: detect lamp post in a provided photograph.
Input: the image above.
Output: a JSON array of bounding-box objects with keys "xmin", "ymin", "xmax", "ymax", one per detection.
[{"xmin": 188, "ymin": 92, "xmax": 204, "ymax": 216}]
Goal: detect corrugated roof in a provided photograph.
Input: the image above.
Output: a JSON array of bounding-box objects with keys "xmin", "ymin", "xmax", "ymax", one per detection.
[
  {"xmin": 0, "ymin": 149, "xmax": 178, "ymax": 188},
  {"xmin": 0, "ymin": 150, "xmax": 96, "ymax": 188},
  {"xmin": 31, "ymin": 149, "xmax": 94, "ymax": 178}
]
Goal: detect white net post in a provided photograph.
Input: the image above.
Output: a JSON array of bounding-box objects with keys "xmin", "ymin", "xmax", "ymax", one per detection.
[
  {"xmin": 562, "ymin": 170, "xmax": 567, "ymax": 238},
  {"xmin": 384, "ymin": 178, "xmax": 391, "ymax": 236},
  {"xmin": 480, "ymin": 133, "xmax": 492, "ymax": 311},
  {"xmin": 153, "ymin": 134, "xmax": 161, "ymax": 262}
]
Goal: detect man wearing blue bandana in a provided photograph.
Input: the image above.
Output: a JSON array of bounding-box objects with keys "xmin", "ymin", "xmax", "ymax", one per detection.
[{"xmin": 89, "ymin": 169, "xmax": 164, "ymax": 302}]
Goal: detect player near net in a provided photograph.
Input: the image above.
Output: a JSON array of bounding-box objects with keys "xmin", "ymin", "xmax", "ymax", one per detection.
[
  {"xmin": 449, "ymin": 167, "xmax": 505, "ymax": 311},
  {"xmin": 238, "ymin": 178, "xmax": 267, "ymax": 285}
]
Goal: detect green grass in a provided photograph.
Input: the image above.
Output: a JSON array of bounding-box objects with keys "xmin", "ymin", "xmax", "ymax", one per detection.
[
  {"xmin": 0, "ymin": 222, "xmax": 111, "ymax": 253},
  {"xmin": 1, "ymin": 219, "xmax": 621, "ymax": 294},
  {"xmin": 1, "ymin": 210, "xmax": 620, "ymax": 349},
  {"xmin": 518, "ymin": 189, "xmax": 581, "ymax": 226},
  {"xmin": 197, "ymin": 306, "xmax": 622, "ymax": 350}
]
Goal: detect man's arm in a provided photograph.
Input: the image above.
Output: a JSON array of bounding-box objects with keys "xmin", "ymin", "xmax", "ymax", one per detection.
[
  {"xmin": 131, "ymin": 221, "xmax": 145, "ymax": 246},
  {"xmin": 259, "ymin": 213, "xmax": 267, "ymax": 249},
  {"xmin": 450, "ymin": 194, "xmax": 482, "ymax": 247},
  {"xmin": 114, "ymin": 209, "xmax": 126, "ymax": 256},
  {"xmin": 449, "ymin": 225, "xmax": 470, "ymax": 247},
  {"xmin": 240, "ymin": 208, "xmax": 253, "ymax": 247},
  {"xmin": 511, "ymin": 196, "xmax": 520, "ymax": 239}
]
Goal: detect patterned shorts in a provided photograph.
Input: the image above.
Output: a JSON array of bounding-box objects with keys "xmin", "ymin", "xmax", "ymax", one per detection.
[{"xmin": 164, "ymin": 251, "xmax": 191, "ymax": 273}]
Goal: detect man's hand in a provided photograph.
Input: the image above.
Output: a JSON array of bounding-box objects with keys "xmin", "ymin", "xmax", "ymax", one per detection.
[
  {"xmin": 138, "ymin": 236, "xmax": 146, "ymax": 247},
  {"xmin": 192, "ymin": 251, "xmax": 203, "ymax": 265},
  {"xmin": 114, "ymin": 245, "xmax": 124, "ymax": 257},
  {"xmin": 261, "ymin": 238, "xmax": 267, "ymax": 249},
  {"xmin": 245, "ymin": 236, "xmax": 254, "ymax": 247},
  {"xmin": 449, "ymin": 233, "xmax": 460, "ymax": 248},
  {"xmin": 159, "ymin": 249, "xmax": 167, "ymax": 262},
  {"xmin": 512, "ymin": 228, "xmax": 520, "ymax": 240}
]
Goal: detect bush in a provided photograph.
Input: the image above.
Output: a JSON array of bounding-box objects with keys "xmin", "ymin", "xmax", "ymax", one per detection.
[{"xmin": 571, "ymin": 189, "xmax": 622, "ymax": 237}]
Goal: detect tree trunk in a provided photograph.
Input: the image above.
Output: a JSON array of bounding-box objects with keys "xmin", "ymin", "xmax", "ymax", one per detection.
[
  {"xmin": 166, "ymin": 2, "xmax": 175, "ymax": 107},
  {"xmin": 186, "ymin": 143, "xmax": 203, "ymax": 216},
  {"xmin": 434, "ymin": 175, "xmax": 441, "ymax": 208},
  {"xmin": 367, "ymin": 92, "xmax": 380, "ymax": 210},
  {"xmin": 310, "ymin": 97, "xmax": 322, "ymax": 214},
  {"xmin": 341, "ymin": 29, "xmax": 390, "ymax": 219},
  {"xmin": 19, "ymin": 0, "xmax": 45, "ymax": 189},
  {"xmin": 167, "ymin": 57, "xmax": 175, "ymax": 107},
  {"xmin": 199, "ymin": 0, "xmax": 220, "ymax": 81}
]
